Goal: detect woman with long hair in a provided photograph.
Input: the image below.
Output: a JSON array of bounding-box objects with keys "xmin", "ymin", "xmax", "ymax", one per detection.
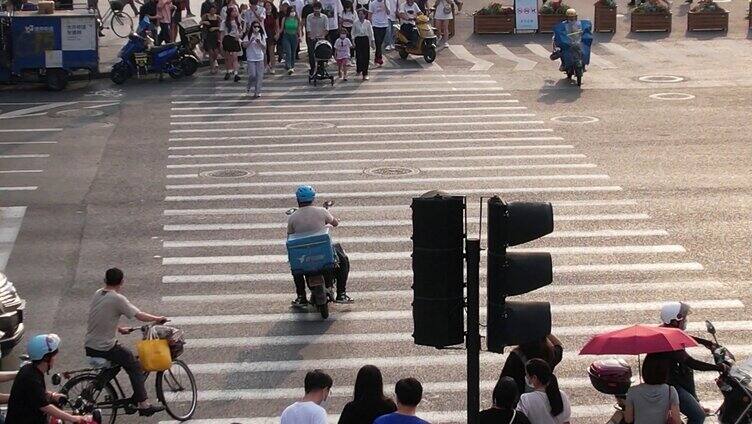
[
  {"xmin": 242, "ymin": 20, "xmax": 266, "ymax": 97},
  {"xmin": 500, "ymin": 334, "xmax": 563, "ymax": 394},
  {"xmin": 278, "ymin": 3, "xmax": 300, "ymax": 74},
  {"xmin": 338, "ymin": 365, "xmax": 397, "ymax": 424},
  {"xmin": 517, "ymin": 359, "xmax": 571, "ymax": 424},
  {"xmin": 480, "ymin": 376, "xmax": 531, "ymax": 424},
  {"xmin": 201, "ymin": 4, "xmax": 221, "ymax": 73},
  {"xmin": 262, "ymin": 0, "xmax": 278, "ymax": 74},
  {"xmin": 222, "ymin": 5, "xmax": 242, "ymax": 81}
]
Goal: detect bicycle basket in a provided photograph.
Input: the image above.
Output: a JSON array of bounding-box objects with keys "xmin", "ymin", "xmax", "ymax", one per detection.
[{"xmin": 109, "ymin": 0, "xmax": 124, "ymax": 11}]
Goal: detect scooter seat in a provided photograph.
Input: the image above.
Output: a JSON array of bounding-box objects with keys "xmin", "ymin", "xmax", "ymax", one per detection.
[{"xmin": 86, "ymin": 356, "xmax": 113, "ymax": 369}]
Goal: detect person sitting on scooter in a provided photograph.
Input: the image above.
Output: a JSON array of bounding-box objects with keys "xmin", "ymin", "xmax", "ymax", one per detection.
[
  {"xmin": 287, "ymin": 185, "xmax": 353, "ymax": 306},
  {"xmin": 650, "ymin": 302, "xmax": 727, "ymax": 424},
  {"xmin": 398, "ymin": 0, "xmax": 421, "ymax": 47},
  {"xmin": 551, "ymin": 8, "xmax": 582, "ymax": 72}
]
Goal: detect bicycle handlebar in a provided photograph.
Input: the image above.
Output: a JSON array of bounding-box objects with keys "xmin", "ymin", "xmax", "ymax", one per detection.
[{"xmin": 123, "ymin": 320, "xmax": 170, "ymax": 334}]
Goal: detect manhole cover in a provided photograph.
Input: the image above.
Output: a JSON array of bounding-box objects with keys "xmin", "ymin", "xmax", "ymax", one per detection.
[
  {"xmin": 551, "ymin": 115, "xmax": 600, "ymax": 124},
  {"xmin": 649, "ymin": 92, "xmax": 695, "ymax": 101},
  {"xmin": 364, "ymin": 166, "xmax": 420, "ymax": 176},
  {"xmin": 638, "ymin": 75, "xmax": 685, "ymax": 83},
  {"xmin": 286, "ymin": 122, "xmax": 336, "ymax": 130},
  {"xmin": 56, "ymin": 109, "xmax": 104, "ymax": 118},
  {"xmin": 199, "ymin": 169, "xmax": 254, "ymax": 178}
]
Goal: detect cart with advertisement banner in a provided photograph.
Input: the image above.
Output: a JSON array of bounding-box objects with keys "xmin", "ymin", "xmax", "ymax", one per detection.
[{"xmin": 0, "ymin": 10, "xmax": 98, "ymax": 90}]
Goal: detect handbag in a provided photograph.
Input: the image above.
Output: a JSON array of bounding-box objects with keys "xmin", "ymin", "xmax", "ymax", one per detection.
[
  {"xmin": 664, "ymin": 386, "xmax": 673, "ymax": 424},
  {"xmin": 136, "ymin": 326, "xmax": 172, "ymax": 372},
  {"xmin": 223, "ymin": 34, "xmax": 241, "ymax": 52}
]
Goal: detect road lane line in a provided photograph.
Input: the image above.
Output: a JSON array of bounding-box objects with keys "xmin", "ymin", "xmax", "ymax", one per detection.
[
  {"xmin": 555, "ymin": 262, "xmax": 703, "ymax": 273},
  {"xmin": 0, "ymin": 128, "xmax": 61, "ymax": 133},
  {"xmin": 0, "ymin": 170, "xmax": 44, "ymax": 174},
  {"xmin": 172, "ymin": 87, "xmax": 507, "ymax": 98},
  {"xmin": 171, "ymin": 92, "xmax": 513, "ymax": 104},
  {"xmin": 0, "ymin": 141, "xmax": 57, "ymax": 145},
  {"xmin": 161, "ymin": 200, "xmax": 638, "ymax": 216},
  {"xmin": 0, "ymin": 186, "xmax": 37, "ymax": 191},
  {"xmin": 487, "ymin": 44, "xmax": 537, "ymax": 71},
  {"xmin": 170, "ymin": 99, "xmax": 520, "ymax": 110},
  {"xmin": 169, "ymin": 120, "xmax": 546, "ymax": 133},
  {"xmin": 0, "ymin": 154, "xmax": 50, "ymax": 159},
  {"xmin": 170, "ymin": 106, "xmax": 528, "ymax": 118},
  {"xmin": 165, "ymin": 280, "xmax": 722, "ymax": 305},
  {"xmin": 164, "ymin": 186, "xmax": 622, "ymax": 201},
  {"xmin": 165, "ymin": 154, "xmax": 589, "ymax": 168},
  {"xmin": 447, "ymin": 45, "xmax": 494, "ymax": 71},
  {"xmin": 169, "ymin": 114, "xmax": 537, "ymax": 125}
]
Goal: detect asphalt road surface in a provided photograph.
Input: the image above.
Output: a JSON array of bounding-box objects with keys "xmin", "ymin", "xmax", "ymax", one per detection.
[{"xmin": 1, "ymin": 2, "xmax": 751, "ymax": 422}]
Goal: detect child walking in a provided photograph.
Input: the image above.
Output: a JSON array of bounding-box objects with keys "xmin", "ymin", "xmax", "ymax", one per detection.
[
  {"xmin": 333, "ymin": 28, "xmax": 353, "ymax": 81},
  {"xmin": 243, "ymin": 21, "xmax": 267, "ymax": 98}
]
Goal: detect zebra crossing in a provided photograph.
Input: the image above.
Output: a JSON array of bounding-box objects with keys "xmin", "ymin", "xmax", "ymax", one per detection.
[{"xmin": 160, "ymin": 69, "xmax": 745, "ymax": 423}]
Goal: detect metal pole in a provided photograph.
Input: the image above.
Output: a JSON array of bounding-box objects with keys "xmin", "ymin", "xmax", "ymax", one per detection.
[{"xmin": 466, "ymin": 238, "xmax": 481, "ymax": 424}]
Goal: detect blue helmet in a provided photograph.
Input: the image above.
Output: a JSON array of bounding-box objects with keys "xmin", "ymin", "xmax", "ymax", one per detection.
[
  {"xmin": 27, "ymin": 334, "xmax": 61, "ymax": 361},
  {"xmin": 296, "ymin": 185, "xmax": 316, "ymax": 203}
]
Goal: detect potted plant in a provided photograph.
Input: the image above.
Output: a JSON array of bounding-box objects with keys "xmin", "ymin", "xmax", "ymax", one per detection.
[
  {"xmin": 538, "ymin": 0, "xmax": 570, "ymax": 33},
  {"xmin": 630, "ymin": 0, "xmax": 672, "ymax": 32},
  {"xmin": 474, "ymin": 3, "xmax": 515, "ymax": 34},
  {"xmin": 687, "ymin": 0, "xmax": 728, "ymax": 31},
  {"xmin": 594, "ymin": 0, "xmax": 617, "ymax": 32}
]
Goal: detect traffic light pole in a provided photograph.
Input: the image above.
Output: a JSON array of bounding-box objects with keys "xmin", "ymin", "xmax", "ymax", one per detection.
[{"xmin": 465, "ymin": 238, "xmax": 481, "ymax": 424}]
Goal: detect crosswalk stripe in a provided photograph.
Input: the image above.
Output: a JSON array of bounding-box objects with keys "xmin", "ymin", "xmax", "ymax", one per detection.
[
  {"xmin": 0, "ymin": 154, "xmax": 50, "ymax": 159},
  {"xmin": 524, "ymin": 43, "xmax": 552, "ymax": 60},
  {"xmin": 167, "ymin": 136, "xmax": 563, "ymax": 151},
  {"xmin": 487, "ymin": 44, "xmax": 537, "ymax": 71},
  {"xmin": 165, "ymin": 154, "xmax": 589, "ymax": 168},
  {"xmin": 601, "ymin": 42, "xmax": 650, "ymax": 65},
  {"xmin": 170, "ymin": 113, "xmax": 537, "ymax": 126},
  {"xmin": 589, "ymin": 52, "xmax": 617, "ymax": 70},
  {"xmin": 172, "ymin": 86, "xmax": 507, "ymax": 98},
  {"xmin": 0, "ymin": 170, "xmax": 44, "ymax": 174},
  {"xmin": 170, "ymin": 106, "xmax": 528, "ymax": 118},
  {"xmin": 170, "ymin": 92, "xmax": 513, "ymax": 104},
  {"xmin": 0, "ymin": 128, "xmax": 61, "ymax": 133},
  {"xmin": 165, "ymin": 281, "xmax": 723, "ymax": 305},
  {"xmin": 170, "ymin": 99, "xmax": 518, "ymax": 110},
  {"xmin": 0, "ymin": 186, "xmax": 37, "ymax": 191},
  {"xmin": 447, "ymin": 45, "xmax": 493, "ymax": 71},
  {"xmin": 162, "ymin": 229, "xmax": 668, "ymax": 247},
  {"xmin": 189, "ymin": 80, "xmax": 498, "ymax": 90},
  {"xmin": 169, "ymin": 120, "xmax": 545, "ymax": 133},
  {"xmin": 555, "ymin": 262, "xmax": 703, "ymax": 273},
  {"xmin": 162, "ymin": 200, "xmax": 639, "ymax": 216},
  {"xmin": 161, "ymin": 245, "xmax": 683, "ymax": 265},
  {"xmin": 0, "ymin": 141, "xmax": 57, "ymax": 145},
  {"xmin": 165, "ymin": 173, "xmax": 605, "ymax": 190},
  {"xmin": 169, "ymin": 300, "xmax": 740, "ymax": 326},
  {"xmin": 0, "ymin": 207, "xmax": 26, "ymax": 271},
  {"xmin": 165, "ymin": 186, "xmax": 622, "ymax": 201}
]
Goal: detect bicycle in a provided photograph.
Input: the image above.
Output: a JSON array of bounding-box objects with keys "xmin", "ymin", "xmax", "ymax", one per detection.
[
  {"xmin": 93, "ymin": 0, "xmax": 134, "ymax": 38},
  {"xmin": 54, "ymin": 324, "xmax": 197, "ymax": 423}
]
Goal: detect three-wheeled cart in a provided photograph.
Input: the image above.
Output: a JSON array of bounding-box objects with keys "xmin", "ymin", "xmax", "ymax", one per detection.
[{"xmin": 0, "ymin": 10, "xmax": 98, "ymax": 90}]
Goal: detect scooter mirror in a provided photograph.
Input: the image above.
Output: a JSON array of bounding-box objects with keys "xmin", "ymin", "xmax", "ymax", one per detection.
[
  {"xmin": 51, "ymin": 373, "xmax": 62, "ymax": 386},
  {"xmin": 323, "ymin": 200, "xmax": 334, "ymax": 208},
  {"xmin": 705, "ymin": 320, "xmax": 716, "ymax": 335},
  {"xmin": 285, "ymin": 208, "xmax": 297, "ymax": 216}
]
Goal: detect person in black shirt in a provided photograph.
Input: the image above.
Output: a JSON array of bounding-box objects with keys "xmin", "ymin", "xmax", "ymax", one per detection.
[
  {"xmin": 480, "ymin": 377, "xmax": 531, "ymax": 424},
  {"xmin": 5, "ymin": 334, "xmax": 90, "ymax": 424},
  {"xmin": 200, "ymin": 0, "xmax": 214, "ymax": 15},
  {"xmin": 500, "ymin": 334, "xmax": 563, "ymax": 395},
  {"xmin": 139, "ymin": 0, "xmax": 159, "ymax": 36},
  {"xmin": 338, "ymin": 365, "xmax": 397, "ymax": 424}
]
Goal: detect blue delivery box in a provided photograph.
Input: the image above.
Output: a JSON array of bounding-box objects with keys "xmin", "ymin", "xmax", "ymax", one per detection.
[{"xmin": 286, "ymin": 227, "xmax": 336, "ymax": 274}]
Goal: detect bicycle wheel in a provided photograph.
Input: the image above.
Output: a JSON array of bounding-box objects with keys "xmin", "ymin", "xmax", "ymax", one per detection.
[
  {"xmin": 60, "ymin": 374, "xmax": 119, "ymax": 424},
  {"xmin": 156, "ymin": 359, "xmax": 197, "ymax": 421},
  {"xmin": 111, "ymin": 11, "xmax": 133, "ymax": 38}
]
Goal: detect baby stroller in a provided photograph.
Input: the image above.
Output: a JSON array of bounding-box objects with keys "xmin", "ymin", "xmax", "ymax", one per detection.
[{"xmin": 308, "ymin": 39, "xmax": 335, "ymax": 86}]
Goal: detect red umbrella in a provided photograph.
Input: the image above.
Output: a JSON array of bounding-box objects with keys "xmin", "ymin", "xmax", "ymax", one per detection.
[{"xmin": 579, "ymin": 324, "xmax": 698, "ymax": 355}]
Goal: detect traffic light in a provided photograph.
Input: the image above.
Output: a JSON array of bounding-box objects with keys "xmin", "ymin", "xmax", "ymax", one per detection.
[
  {"xmin": 411, "ymin": 191, "xmax": 465, "ymax": 348},
  {"xmin": 486, "ymin": 196, "xmax": 554, "ymax": 353}
]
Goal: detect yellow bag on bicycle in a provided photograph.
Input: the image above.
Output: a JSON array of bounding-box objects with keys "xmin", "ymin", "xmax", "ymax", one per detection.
[{"xmin": 137, "ymin": 328, "xmax": 172, "ymax": 372}]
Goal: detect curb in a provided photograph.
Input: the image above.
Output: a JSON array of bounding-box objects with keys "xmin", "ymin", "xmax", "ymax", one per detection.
[{"xmin": 78, "ymin": 58, "xmax": 210, "ymax": 81}]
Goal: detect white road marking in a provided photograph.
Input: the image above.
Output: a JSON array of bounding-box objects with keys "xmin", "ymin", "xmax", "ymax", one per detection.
[
  {"xmin": 170, "ymin": 99, "xmax": 520, "ymax": 111},
  {"xmin": 169, "ymin": 300, "xmax": 742, "ymax": 326},
  {"xmin": 0, "ymin": 102, "xmax": 76, "ymax": 119},
  {"xmin": 164, "ymin": 173, "xmax": 605, "ymax": 190},
  {"xmin": 487, "ymin": 44, "xmax": 537, "ymax": 71},
  {"xmin": 166, "ymin": 280, "xmax": 722, "ymax": 305},
  {"xmin": 601, "ymin": 42, "xmax": 650, "ymax": 65},
  {"xmin": 169, "ymin": 120, "xmax": 545, "ymax": 133},
  {"xmin": 0, "ymin": 186, "xmax": 37, "ymax": 191},
  {"xmin": 167, "ymin": 136, "xmax": 563, "ymax": 151},
  {"xmin": 555, "ymin": 262, "xmax": 704, "ymax": 273},
  {"xmin": 170, "ymin": 106, "xmax": 528, "ymax": 118},
  {"xmin": 0, "ymin": 141, "xmax": 56, "ymax": 145},
  {"xmin": 0, "ymin": 128, "xmax": 61, "ymax": 133},
  {"xmin": 0, "ymin": 154, "xmax": 50, "ymax": 159},
  {"xmin": 197, "ymin": 80, "xmax": 495, "ymax": 89},
  {"xmin": 0, "ymin": 207, "xmax": 26, "ymax": 271},
  {"xmin": 172, "ymin": 86, "xmax": 506, "ymax": 98},
  {"xmin": 170, "ymin": 114, "xmax": 537, "ymax": 126},
  {"xmin": 162, "ymin": 229, "xmax": 666, "ymax": 248},
  {"xmin": 164, "ymin": 186, "xmax": 622, "ymax": 201},
  {"xmin": 0, "ymin": 170, "xmax": 44, "ymax": 174},
  {"xmin": 447, "ymin": 45, "xmax": 494, "ymax": 71},
  {"xmin": 165, "ymin": 154, "xmax": 589, "ymax": 169},
  {"xmin": 589, "ymin": 52, "xmax": 617, "ymax": 69},
  {"xmin": 524, "ymin": 43, "xmax": 553, "ymax": 59},
  {"xmin": 171, "ymin": 92, "xmax": 512, "ymax": 104},
  {"xmin": 162, "ymin": 199, "xmax": 638, "ymax": 216},
  {"xmin": 83, "ymin": 102, "xmax": 121, "ymax": 109}
]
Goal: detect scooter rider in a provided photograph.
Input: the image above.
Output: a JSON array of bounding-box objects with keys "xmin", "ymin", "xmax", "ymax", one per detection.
[
  {"xmin": 398, "ymin": 0, "xmax": 421, "ymax": 46},
  {"xmin": 652, "ymin": 302, "xmax": 727, "ymax": 424},
  {"xmin": 288, "ymin": 185, "xmax": 353, "ymax": 306},
  {"xmin": 551, "ymin": 8, "xmax": 582, "ymax": 72}
]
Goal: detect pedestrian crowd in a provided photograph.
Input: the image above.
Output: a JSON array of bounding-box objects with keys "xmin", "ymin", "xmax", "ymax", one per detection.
[{"xmin": 133, "ymin": 0, "xmax": 459, "ymax": 95}]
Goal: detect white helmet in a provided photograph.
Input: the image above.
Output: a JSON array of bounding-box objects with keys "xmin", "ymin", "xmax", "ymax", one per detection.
[{"xmin": 660, "ymin": 302, "xmax": 691, "ymax": 325}]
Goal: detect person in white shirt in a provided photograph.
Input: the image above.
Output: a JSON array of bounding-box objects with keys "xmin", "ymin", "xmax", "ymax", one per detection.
[
  {"xmin": 280, "ymin": 370, "xmax": 333, "ymax": 424},
  {"xmin": 242, "ymin": 20, "xmax": 267, "ymax": 98},
  {"xmin": 242, "ymin": 0, "xmax": 266, "ymax": 30},
  {"xmin": 319, "ymin": 0, "xmax": 342, "ymax": 44},
  {"xmin": 384, "ymin": 0, "xmax": 398, "ymax": 50},
  {"xmin": 397, "ymin": 0, "xmax": 420, "ymax": 46},
  {"xmin": 333, "ymin": 28, "xmax": 353, "ymax": 80},
  {"xmin": 517, "ymin": 359, "xmax": 571, "ymax": 424},
  {"xmin": 432, "ymin": 0, "xmax": 458, "ymax": 47},
  {"xmin": 368, "ymin": 0, "xmax": 389, "ymax": 65},
  {"xmin": 351, "ymin": 8, "xmax": 374, "ymax": 80}
]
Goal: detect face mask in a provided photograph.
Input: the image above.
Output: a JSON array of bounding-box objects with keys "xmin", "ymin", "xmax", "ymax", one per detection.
[
  {"xmin": 253, "ymin": 27, "xmax": 260, "ymax": 32},
  {"xmin": 290, "ymin": 11, "xmax": 296, "ymax": 16}
]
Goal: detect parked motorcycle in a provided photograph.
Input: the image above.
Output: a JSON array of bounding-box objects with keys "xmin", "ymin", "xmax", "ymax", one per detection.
[
  {"xmin": 285, "ymin": 200, "xmax": 338, "ymax": 319},
  {"xmin": 110, "ymin": 18, "xmax": 199, "ymax": 84},
  {"xmin": 552, "ymin": 20, "xmax": 592, "ymax": 87},
  {"xmin": 393, "ymin": 14, "xmax": 437, "ymax": 63}
]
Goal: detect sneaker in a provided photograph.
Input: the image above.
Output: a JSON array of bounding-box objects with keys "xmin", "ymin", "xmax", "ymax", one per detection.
[
  {"xmin": 335, "ymin": 293, "xmax": 354, "ymax": 304},
  {"xmin": 234, "ymin": 74, "xmax": 241, "ymax": 82},
  {"xmin": 253, "ymin": 93, "xmax": 260, "ymax": 98},
  {"xmin": 138, "ymin": 405, "xmax": 165, "ymax": 417},
  {"xmin": 385, "ymin": 45, "xmax": 393, "ymax": 51},
  {"xmin": 291, "ymin": 295, "xmax": 308, "ymax": 307},
  {"xmin": 343, "ymin": 77, "xmax": 347, "ymax": 81},
  {"xmin": 269, "ymin": 68, "xmax": 275, "ymax": 75},
  {"xmin": 224, "ymin": 72, "xmax": 231, "ymax": 80},
  {"xmin": 363, "ymin": 75, "xmax": 369, "ymax": 81},
  {"xmin": 559, "ymin": 64, "xmax": 565, "ymax": 72},
  {"xmin": 288, "ymin": 68, "xmax": 294, "ymax": 75}
]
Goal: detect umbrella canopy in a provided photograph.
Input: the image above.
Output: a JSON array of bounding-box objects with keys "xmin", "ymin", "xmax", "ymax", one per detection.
[{"xmin": 579, "ymin": 324, "xmax": 698, "ymax": 355}]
